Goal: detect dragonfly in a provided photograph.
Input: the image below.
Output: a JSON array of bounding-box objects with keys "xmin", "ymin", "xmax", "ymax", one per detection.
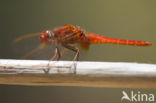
[{"xmin": 14, "ymin": 24, "xmax": 152, "ymax": 61}]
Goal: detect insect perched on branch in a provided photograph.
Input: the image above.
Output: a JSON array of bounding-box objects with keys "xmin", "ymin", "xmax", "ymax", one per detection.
[{"xmin": 14, "ymin": 24, "xmax": 152, "ymax": 61}]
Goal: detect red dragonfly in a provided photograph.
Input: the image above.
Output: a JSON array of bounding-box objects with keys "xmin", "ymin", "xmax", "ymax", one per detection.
[{"xmin": 14, "ymin": 24, "xmax": 152, "ymax": 61}]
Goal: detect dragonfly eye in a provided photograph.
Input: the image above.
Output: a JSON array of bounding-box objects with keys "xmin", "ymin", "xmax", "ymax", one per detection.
[
  {"xmin": 40, "ymin": 30, "xmax": 53, "ymax": 42},
  {"xmin": 46, "ymin": 31, "xmax": 52, "ymax": 40},
  {"xmin": 48, "ymin": 33, "xmax": 52, "ymax": 39}
]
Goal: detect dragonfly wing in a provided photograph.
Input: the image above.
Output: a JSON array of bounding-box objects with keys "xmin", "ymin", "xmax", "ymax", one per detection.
[
  {"xmin": 13, "ymin": 29, "xmax": 54, "ymax": 43},
  {"xmin": 80, "ymin": 43, "xmax": 90, "ymax": 51},
  {"xmin": 80, "ymin": 34, "xmax": 90, "ymax": 51},
  {"xmin": 20, "ymin": 43, "xmax": 47, "ymax": 59},
  {"xmin": 13, "ymin": 33, "xmax": 41, "ymax": 43},
  {"xmin": 13, "ymin": 32, "xmax": 41, "ymax": 43}
]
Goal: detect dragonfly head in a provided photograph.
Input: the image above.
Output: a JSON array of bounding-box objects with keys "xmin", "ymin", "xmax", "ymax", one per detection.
[{"xmin": 40, "ymin": 30, "xmax": 53, "ymax": 43}]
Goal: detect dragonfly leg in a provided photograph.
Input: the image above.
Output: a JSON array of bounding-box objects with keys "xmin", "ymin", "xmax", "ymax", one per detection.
[
  {"xmin": 50, "ymin": 48, "xmax": 58, "ymax": 60},
  {"xmin": 61, "ymin": 44, "xmax": 79, "ymax": 61},
  {"xmin": 56, "ymin": 46, "xmax": 61, "ymax": 60},
  {"xmin": 50, "ymin": 43, "xmax": 61, "ymax": 60}
]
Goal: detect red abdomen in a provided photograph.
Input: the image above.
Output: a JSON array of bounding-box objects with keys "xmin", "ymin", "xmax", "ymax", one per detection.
[{"xmin": 86, "ymin": 33, "xmax": 152, "ymax": 46}]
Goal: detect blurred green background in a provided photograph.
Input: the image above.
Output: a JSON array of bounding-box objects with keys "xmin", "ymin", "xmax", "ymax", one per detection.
[
  {"xmin": 0, "ymin": 0, "xmax": 156, "ymax": 103},
  {"xmin": 0, "ymin": 0, "xmax": 155, "ymax": 63},
  {"xmin": 0, "ymin": 85, "xmax": 156, "ymax": 103}
]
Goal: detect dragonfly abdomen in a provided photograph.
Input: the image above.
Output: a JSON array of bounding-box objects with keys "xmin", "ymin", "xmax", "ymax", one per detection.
[{"xmin": 86, "ymin": 33, "xmax": 152, "ymax": 46}]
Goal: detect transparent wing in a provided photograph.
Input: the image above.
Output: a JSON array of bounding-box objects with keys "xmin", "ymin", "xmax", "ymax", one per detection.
[
  {"xmin": 20, "ymin": 43, "xmax": 48, "ymax": 59},
  {"xmin": 13, "ymin": 32, "xmax": 41, "ymax": 43},
  {"xmin": 13, "ymin": 30, "xmax": 69, "ymax": 60}
]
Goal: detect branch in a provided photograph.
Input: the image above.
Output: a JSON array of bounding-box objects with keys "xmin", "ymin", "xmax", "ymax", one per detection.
[{"xmin": 0, "ymin": 59, "xmax": 156, "ymax": 88}]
